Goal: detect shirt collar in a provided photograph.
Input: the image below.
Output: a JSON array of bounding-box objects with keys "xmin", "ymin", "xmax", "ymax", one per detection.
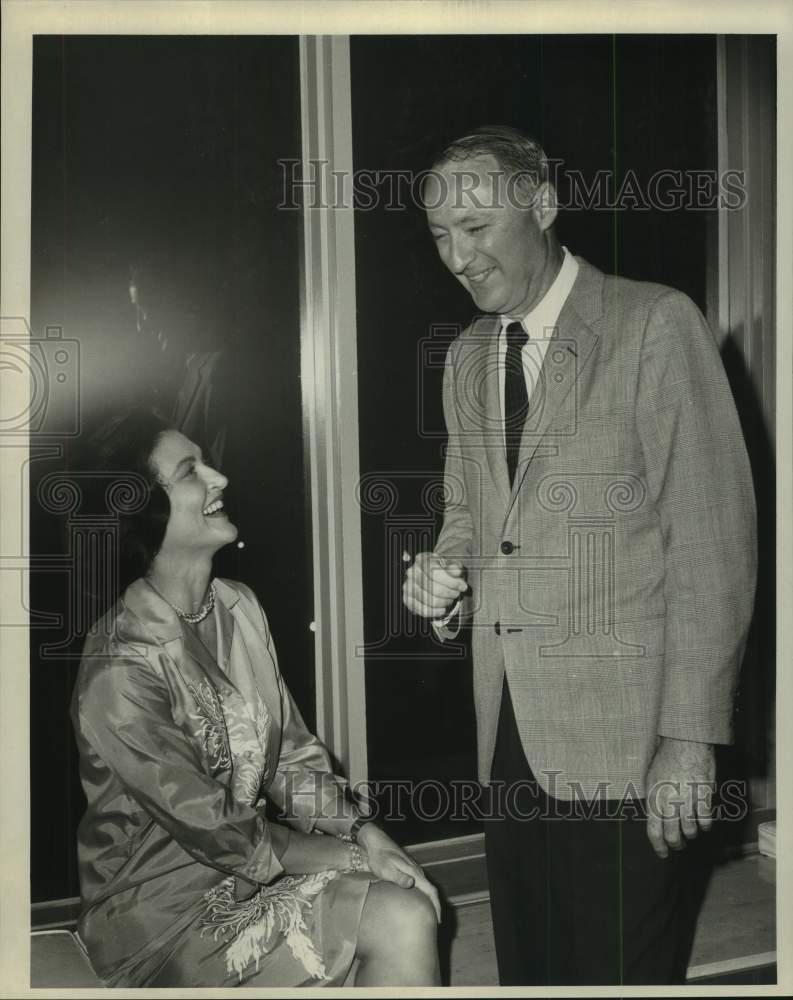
[{"xmin": 499, "ymin": 247, "xmax": 579, "ymax": 337}]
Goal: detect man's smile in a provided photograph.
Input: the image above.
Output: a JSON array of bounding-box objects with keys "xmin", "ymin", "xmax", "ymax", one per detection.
[{"xmin": 465, "ymin": 267, "xmax": 496, "ymax": 285}]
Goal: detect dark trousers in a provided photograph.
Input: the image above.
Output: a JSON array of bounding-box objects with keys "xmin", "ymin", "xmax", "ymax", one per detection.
[{"xmin": 484, "ymin": 679, "xmax": 702, "ymax": 986}]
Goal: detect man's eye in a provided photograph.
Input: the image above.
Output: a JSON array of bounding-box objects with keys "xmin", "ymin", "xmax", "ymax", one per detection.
[{"xmin": 468, "ymin": 225, "xmax": 486, "ymax": 234}]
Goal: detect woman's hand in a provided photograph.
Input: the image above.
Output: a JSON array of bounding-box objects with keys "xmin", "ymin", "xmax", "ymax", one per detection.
[{"xmin": 357, "ymin": 824, "xmax": 441, "ymax": 922}]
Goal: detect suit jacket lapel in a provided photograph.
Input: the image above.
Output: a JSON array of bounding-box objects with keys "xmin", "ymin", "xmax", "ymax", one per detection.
[{"xmin": 506, "ymin": 258, "xmax": 604, "ymax": 514}]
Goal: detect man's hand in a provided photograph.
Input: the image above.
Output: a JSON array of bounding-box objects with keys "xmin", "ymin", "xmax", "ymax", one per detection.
[
  {"xmin": 645, "ymin": 737, "xmax": 716, "ymax": 858},
  {"xmin": 357, "ymin": 824, "xmax": 442, "ymax": 922},
  {"xmin": 402, "ymin": 550, "xmax": 467, "ymax": 620}
]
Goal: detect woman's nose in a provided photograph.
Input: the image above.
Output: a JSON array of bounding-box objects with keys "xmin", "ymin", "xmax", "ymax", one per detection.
[{"xmin": 205, "ymin": 465, "xmax": 228, "ymax": 490}]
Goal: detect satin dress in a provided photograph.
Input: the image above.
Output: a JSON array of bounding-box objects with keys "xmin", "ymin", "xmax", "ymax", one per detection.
[{"xmin": 71, "ymin": 578, "xmax": 372, "ymax": 987}]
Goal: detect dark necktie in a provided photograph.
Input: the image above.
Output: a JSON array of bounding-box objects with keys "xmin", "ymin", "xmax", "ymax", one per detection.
[{"xmin": 504, "ymin": 320, "xmax": 529, "ymax": 487}]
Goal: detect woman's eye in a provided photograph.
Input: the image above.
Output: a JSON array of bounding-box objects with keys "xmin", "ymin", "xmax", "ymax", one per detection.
[{"xmin": 468, "ymin": 225, "xmax": 486, "ymax": 234}]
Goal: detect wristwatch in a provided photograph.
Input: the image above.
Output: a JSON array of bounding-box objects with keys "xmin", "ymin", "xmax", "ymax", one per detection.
[{"xmin": 349, "ymin": 816, "xmax": 374, "ymax": 843}]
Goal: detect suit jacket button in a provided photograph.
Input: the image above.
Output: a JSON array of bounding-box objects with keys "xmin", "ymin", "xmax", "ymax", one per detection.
[
  {"xmin": 494, "ymin": 622, "xmax": 501, "ymax": 636},
  {"xmin": 501, "ymin": 541, "xmax": 514, "ymax": 555}
]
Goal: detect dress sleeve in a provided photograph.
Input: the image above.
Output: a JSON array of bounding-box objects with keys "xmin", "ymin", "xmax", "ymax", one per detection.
[
  {"xmin": 76, "ymin": 651, "xmax": 285, "ymax": 887},
  {"xmin": 268, "ymin": 673, "xmax": 359, "ymax": 837}
]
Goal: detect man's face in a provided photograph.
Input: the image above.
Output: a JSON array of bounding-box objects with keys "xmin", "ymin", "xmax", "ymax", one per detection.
[{"xmin": 424, "ymin": 153, "xmax": 555, "ymax": 317}]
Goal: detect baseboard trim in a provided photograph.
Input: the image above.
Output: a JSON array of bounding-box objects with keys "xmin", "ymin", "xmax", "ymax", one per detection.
[
  {"xmin": 450, "ymin": 889, "xmax": 491, "ymax": 908},
  {"xmin": 406, "ymin": 807, "xmax": 776, "ymax": 866},
  {"xmin": 422, "ymin": 850, "xmax": 486, "ymax": 869},
  {"xmin": 31, "ymin": 896, "xmax": 80, "ymax": 931},
  {"xmin": 686, "ymin": 951, "xmax": 777, "ymax": 982},
  {"xmin": 407, "ymin": 831, "xmax": 484, "ymax": 866}
]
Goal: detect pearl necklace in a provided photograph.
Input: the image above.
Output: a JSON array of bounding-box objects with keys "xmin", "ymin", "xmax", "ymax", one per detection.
[{"xmin": 147, "ymin": 579, "xmax": 216, "ymax": 624}]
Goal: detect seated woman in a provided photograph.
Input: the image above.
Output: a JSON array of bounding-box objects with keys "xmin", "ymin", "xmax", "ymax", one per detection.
[{"xmin": 70, "ymin": 408, "xmax": 440, "ymax": 987}]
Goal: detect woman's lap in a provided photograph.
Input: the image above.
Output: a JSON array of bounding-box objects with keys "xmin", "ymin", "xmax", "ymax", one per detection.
[{"xmin": 145, "ymin": 870, "xmax": 373, "ymax": 988}]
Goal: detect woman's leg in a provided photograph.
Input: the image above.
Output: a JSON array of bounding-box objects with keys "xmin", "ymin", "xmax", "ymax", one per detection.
[{"xmin": 354, "ymin": 881, "xmax": 440, "ymax": 986}]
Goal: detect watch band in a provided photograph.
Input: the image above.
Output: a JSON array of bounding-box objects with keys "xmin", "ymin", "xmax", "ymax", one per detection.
[{"xmin": 349, "ymin": 816, "xmax": 373, "ymax": 843}]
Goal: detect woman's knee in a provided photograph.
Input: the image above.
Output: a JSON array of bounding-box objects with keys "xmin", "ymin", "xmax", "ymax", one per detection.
[{"xmin": 359, "ymin": 882, "xmax": 437, "ymax": 956}]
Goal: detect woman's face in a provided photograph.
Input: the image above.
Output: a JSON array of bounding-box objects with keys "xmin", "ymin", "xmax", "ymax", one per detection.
[{"xmin": 150, "ymin": 429, "xmax": 238, "ymax": 560}]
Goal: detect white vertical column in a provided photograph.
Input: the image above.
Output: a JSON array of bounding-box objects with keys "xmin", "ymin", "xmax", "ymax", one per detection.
[{"xmin": 299, "ymin": 36, "xmax": 367, "ymax": 784}]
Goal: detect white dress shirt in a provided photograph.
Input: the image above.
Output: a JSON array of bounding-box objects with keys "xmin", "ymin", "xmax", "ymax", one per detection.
[
  {"xmin": 432, "ymin": 247, "xmax": 579, "ymax": 628},
  {"xmin": 497, "ymin": 247, "xmax": 579, "ymax": 451}
]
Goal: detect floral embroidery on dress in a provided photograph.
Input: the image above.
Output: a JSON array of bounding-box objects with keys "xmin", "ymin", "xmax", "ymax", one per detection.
[
  {"xmin": 187, "ymin": 681, "xmax": 272, "ymax": 801},
  {"xmin": 190, "ymin": 676, "xmax": 330, "ymax": 978},
  {"xmin": 200, "ymin": 870, "xmax": 340, "ymax": 981},
  {"xmin": 226, "ymin": 692, "xmax": 271, "ymax": 804},
  {"xmin": 187, "ymin": 679, "xmax": 231, "ymax": 771}
]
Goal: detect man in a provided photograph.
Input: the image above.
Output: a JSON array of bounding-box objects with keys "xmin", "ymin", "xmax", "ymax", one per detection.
[{"xmin": 403, "ymin": 126, "xmax": 756, "ymax": 985}]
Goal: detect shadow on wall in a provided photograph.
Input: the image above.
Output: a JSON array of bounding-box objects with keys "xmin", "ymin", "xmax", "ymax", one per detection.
[{"xmin": 716, "ymin": 330, "xmax": 775, "ymax": 850}]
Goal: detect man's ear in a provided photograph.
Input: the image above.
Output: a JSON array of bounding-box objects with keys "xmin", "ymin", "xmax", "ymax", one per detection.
[{"xmin": 531, "ymin": 181, "xmax": 558, "ymax": 231}]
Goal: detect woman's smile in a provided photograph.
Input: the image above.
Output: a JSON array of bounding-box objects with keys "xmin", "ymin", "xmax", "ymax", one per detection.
[{"xmin": 202, "ymin": 496, "xmax": 227, "ymax": 517}]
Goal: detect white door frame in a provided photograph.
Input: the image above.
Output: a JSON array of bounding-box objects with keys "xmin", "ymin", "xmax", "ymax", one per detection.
[{"xmin": 298, "ymin": 35, "xmax": 368, "ymax": 785}]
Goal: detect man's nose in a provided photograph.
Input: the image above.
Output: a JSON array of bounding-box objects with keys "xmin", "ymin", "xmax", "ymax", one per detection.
[{"xmin": 446, "ymin": 234, "xmax": 475, "ymax": 274}]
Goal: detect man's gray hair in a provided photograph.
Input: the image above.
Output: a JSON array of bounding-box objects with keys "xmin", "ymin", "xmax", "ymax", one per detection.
[{"xmin": 432, "ymin": 125, "xmax": 550, "ymax": 190}]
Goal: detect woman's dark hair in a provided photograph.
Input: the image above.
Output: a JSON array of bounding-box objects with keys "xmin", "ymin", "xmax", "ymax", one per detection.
[{"xmin": 90, "ymin": 406, "xmax": 173, "ymax": 587}]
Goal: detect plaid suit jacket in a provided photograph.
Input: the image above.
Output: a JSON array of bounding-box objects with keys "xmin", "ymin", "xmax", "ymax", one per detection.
[{"xmin": 435, "ymin": 257, "xmax": 757, "ymax": 799}]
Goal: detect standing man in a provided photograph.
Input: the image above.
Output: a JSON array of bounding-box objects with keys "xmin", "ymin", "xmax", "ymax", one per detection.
[{"xmin": 403, "ymin": 126, "xmax": 756, "ymax": 985}]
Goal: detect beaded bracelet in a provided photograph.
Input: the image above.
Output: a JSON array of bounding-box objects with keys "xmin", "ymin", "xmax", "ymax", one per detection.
[{"xmin": 338, "ymin": 833, "xmax": 366, "ymax": 872}]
